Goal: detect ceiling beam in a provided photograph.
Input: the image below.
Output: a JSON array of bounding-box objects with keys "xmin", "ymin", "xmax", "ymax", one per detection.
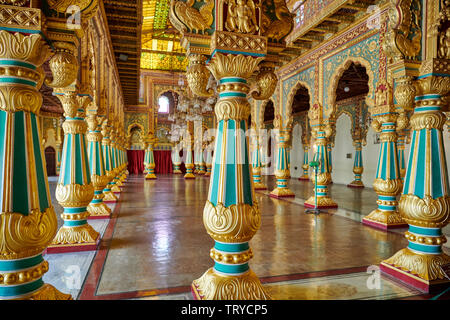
[{"xmin": 324, "ymin": 15, "xmax": 355, "ymax": 23}]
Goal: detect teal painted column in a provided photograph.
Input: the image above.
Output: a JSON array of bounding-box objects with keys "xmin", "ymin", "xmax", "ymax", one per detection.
[
  {"xmin": 397, "ymin": 131, "xmax": 407, "ymax": 180},
  {"xmin": 48, "ymin": 92, "xmax": 100, "ymax": 252},
  {"xmin": 204, "ymin": 142, "xmax": 213, "ymax": 177},
  {"xmin": 382, "ymin": 88, "xmax": 450, "ymax": 292},
  {"xmin": 304, "ymin": 126, "xmax": 337, "ymax": 209},
  {"xmin": 299, "ymin": 145, "xmax": 309, "ymax": 180},
  {"xmin": 362, "ymin": 116, "xmax": 406, "ymax": 230},
  {"xmin": 102, "ymin": 119, "xmax": 118, "ymax": 203},
  {"xmin": 270, "ymin": 130, "xmax": 295, "ymax": 198},
  {"xmin": 145, "ymin": 139, "xmax": 157, "ymax": 179},
  {"xmin": 86, "ymin": 110, "xmax": 111, "ymax": 219},
  {"xmin": 252, "ymin": 130, "xmax": 267, "ymax": 190},
  {"xmin": 0, "ymin": 31, "xmax": 71, "ymax": 299},
  {"xmin": 192, "ymin": 54, "xmax": 269, "ymax": 300},
  {"xmin": 109, "ymin": 125, "xmax": 121, "ymax": 193},
  {"xmin": 347, "ymin": 140, "xmax": 365, "ymax": 188},
  {"xmin": 184, "ymin": 135, "xmax": 195, "ymax": 179}
]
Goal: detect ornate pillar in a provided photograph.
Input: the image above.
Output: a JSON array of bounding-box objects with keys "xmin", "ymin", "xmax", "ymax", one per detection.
[
  {"xmin": 299, "ymin": 145, "xmax": 310, "ymax": 180},
  {"xmin": 86, "ymin": 106, "xmax": 111, "ymax": 219},
  {"xmin": 55, "ymin": 117, "xmax": 63, "ymax": 175},
  {"xmin": 184, "ymin": 125, "xmax": 195, "ymax": 179},
  {"xmin": 204, "ymin": 140, "xmax": 214, "ymax": 177},
  {"xmin": 143, "ymin": 140, "xmax": 149, "ymax": 176},
  {"xmin": 304, "ymin": 103, "xmax": 337, "ymax": 209},
  {"xmin": 109, "ymin": 122, "xmax": 122, "ymax": 192},
  {"xmin": 397, "ymin": 129, "xmax": 407, "ymax": 180},
  {"xmin": 0, "ymin": 29, "xmax": 71, "ymax": 299},
  {"xmin": 197, "ymin": 142, "xmax": 206, "ymax": 175},
  {"xmin": 269, "ymin": 128, "xmax": 294, "ymax": 198},
  {"xmin": 173, "ymin": 142, "xmax": 182, "ymax": 174},
  {"xmin": 362, "ymin": 82, "xmax": 407, "ymax": 230},
  {"xmin": 145, "ymin": 137, "xmax": 157, "ymax": 180},
  {"xmin": 347, "ymin": 139, "xmax": 365, "ymax": 188},
  {"xmin": 381, "ymin": 57, "xmax": 450, "ymax": 292},
  {"xmin": 252, "ymin": 127, "xmax": 267, "ymax": 190},
  {"xmin": 102, "ymin": 118, "xmax": 118, "ymax": 203},
  {"xmin": 47, "ymin": 91, "xmax": 100, "ymax": 252},
  {"xmin": 191, "ymin": 53, "xmax": 270, "ymax": 300}
]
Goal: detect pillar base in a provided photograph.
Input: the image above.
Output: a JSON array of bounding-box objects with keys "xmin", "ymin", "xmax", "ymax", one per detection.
[
  {"xmin": 47, "ymin": 224, "xmax": 100, "ymax": 253},
  {"xmin": 16, "ymin": 283, "xmax": 73, "ymax": 300},
  {"xmin": 184, "ymin": 173, "xmax": 196, "ymax": 179},
  {"xmin": 87, "ymin": 202, "xmax": 111, "ymax": 219},
  {"xmin": 111, "ymin": 185, "xmax": 121, "ymax": 193},
  {"xmin": 145, "ymin": 173, "xmax": 157, "ymax": 180},
  {"xmin": 380, "ymin": 248, "xmax": 450, "ymax": 293},
  {"xmin": 191, "ymin": 267, "xmax": 271, "ymax": 300},
  {"xmin": 304, "ymin": 196, "xmax": 338, "ymax": 209},
  {"xmin": 362, "ymin": 209, "xmax": 407, "ymax": 230},
  {"xmin": 204, "ymin": 172, "xmax": 211, "ymax": 177},
  {"xmin": 253, "ymin": 182, "xmax": 267, "ymax": 190},
  {"xmin": 298, "ymin": 176, "xmax": 309, "ymax": 181},
  {"xmin": 103, "ymin": 190, "xmax": 118, "ymax": 203},
  {"xmin": 173, "ymin": 170, "xmax": 183, "ymax": 174},
  {"xmin": 347, "ymin": 180, "xmax": 365, "ymax": 188},
  {"xmin": 269, "ymin": 187, "xmax": 295, "ymax": 198}
]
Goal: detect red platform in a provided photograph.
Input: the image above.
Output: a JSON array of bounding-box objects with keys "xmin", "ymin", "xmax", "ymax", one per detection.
[
  {"xmin": 269, "ymin": 194, "xmax": 295, "ymax": 199},
  {"xmin": 380, "ymin": 262, "xmax": 450, "ymax": 293},
  {"xmin": 45, "ymin": 237, "xmax": 100, "ymax": 254},
  {"xmin": 298, "ymin": 177, "xmax": 309, "ymax": 181},
  {"xmin": 303, "ymin": 202, "xmax": 338, "ymax": 209},
  {"xmin": 88, "ymin": 214, "xmax": 111, "ymax": 220},
  {"xmin": 347, "ymin": 184, "xmax": 365, "ymax": 189},
  {"xmin": 362, "ymin": 218, "xmax": 407, "ymax": 230}
]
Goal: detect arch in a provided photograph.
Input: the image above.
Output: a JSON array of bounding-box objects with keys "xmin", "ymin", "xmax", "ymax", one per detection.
[
  {"xmin": 154, "ymin": 88, "xmax": 182, "ymax": 108},
  {"xmin": 326, "ymin": 57, "xmax": 375, "ymax": 120},
  {"xmin": 335, "ymin": 110, "xmax": 353, "ymax": 137},
  {"xmin": 127, "ymin": 122, "xmax": 145, "ymax": 136},
  {"xmin": 259, "ymin": 98, "xmax": 275, "ymax": 129},
  {"xmin": 285, "ymin": 80, "xmax": 313, "ymax": 120},
  {"xmin": 44, "ymin": 146, "xmax": 56, "ymax": 177}
]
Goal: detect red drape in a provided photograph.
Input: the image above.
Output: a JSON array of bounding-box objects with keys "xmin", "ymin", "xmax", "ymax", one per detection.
[
  {"xmin": 127, "ymin": 150, "xmax": 145, "ymax": 174},
  {"xmin": 154, "ymin": 150, "xmax": 173, "ymax": 174}
]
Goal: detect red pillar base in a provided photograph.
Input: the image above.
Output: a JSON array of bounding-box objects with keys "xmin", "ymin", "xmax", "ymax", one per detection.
[
  {"xmin": 347, "ymin": 183, "xmax": 365, "ymax": 189},
  {"xmin": 269, "ymin": 193, "xmax": 295, "ymax": 199},
  {"xmin": 303, "ymin": 202, "xmax": 338, "ymax": 209},
  {"xmin": 298, "ymin": 177, "xmax": 309, "ymax": 181},
  {"xmin": 380, "ymin": 262, "xmax": 450, "ymax": 293},
  {"xmin": 88, "ymin": 214, "xmax": 111, "ymax": 220},
  {"xmin": 45, "ymin": 237, "xmax": 100, "ymax": 254},
  {"xmin": 362, "ymin": 218, "xmax": 408, "ymax": 230}
]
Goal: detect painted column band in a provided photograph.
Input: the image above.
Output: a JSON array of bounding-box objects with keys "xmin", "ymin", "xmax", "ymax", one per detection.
[
  {"xmin": 0, "ymin": 279, "xmax": 44, "ymax": 297},
  {"xmin": 214, "ymin": 241, "xmax": 249, "ymax": 253},
  {"xmin": 214, "ymin": 262, "xmax": 250, "ymax": 275},
  {"xmin": 0, "ymin": 254, "xmax": 43, "ymax": 271}
]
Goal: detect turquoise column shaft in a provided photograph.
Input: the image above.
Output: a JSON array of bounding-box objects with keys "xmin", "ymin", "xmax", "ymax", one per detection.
[
  {"xmin": 275, "ymin": 133, "xmax": 289, "ymax": 189},
  {"xmin": 374, "ymin": 122, "xmax": 400, "ymax": 212},
  {"xmin": 302, "ymin": 146, "xmax": 309, "ymax": 176},
  {"xmin": 87, "ymin": 128, "xmax": 107, "ymax": 209},
  {"xmin": 403, "ymin": 102, "xmax": 449, "ymax": 255},
  {"xmin": 102, "ymin": 136, "xmax": 114, "ymax": 193},
  {"xmin": 353, "ymin": 141, "xmax": 363, "ymax": 182},
  {"xmin": 58, "ymin": 115, "xmax": 91, "ymax": 227},
  {"xmin": 0, "ymin": 109, "xmax": 52, "ymax": 298}
]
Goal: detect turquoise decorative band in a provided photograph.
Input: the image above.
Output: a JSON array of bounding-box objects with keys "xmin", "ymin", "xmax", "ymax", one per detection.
[
  {"xmin": 214, "ymin": 241, "xmax": 249, "ymax": 253},
  {"xmin": 219, "ymin": 77, "xmax": 247, "ymax": 84},
  {"xmin": 0, "ymin": 254, "xmax": 43, "ymax": 272},
  {"xmin": 0, "ymin": 77, "xmax": 36, "ymax": 87},
  {"xmin": 408, "ymin": 242, "xmax": 442, "ymax": 254},
  {"xmin": 0, "ymin": 59, "xmax": 36, "ymax": 70},
  {"xmin": 409, "ymin": 225, "xmax": 442, "ymax": 236},
  {"xmin": 0, "ymin": 278, "xmax": 44, "ymax": 297},
  {"xmin": 64, "ymin": 207, "xmax": 87, "ymax": 214},
  {"xmin": 63, "ymin": 219, "xmax": 87, "ymax": 227},
  {"xmin": 219, "ymin": 92, "xmax": 247, "ymax": 98},
  {"xmin": 214, "ymin": 262, "xmax": 250, "ymax": 274}
]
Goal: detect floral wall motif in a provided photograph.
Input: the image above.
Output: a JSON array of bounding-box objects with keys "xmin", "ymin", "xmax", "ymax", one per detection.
[{"xmin": 125, "ymin": 112, "xmax": 149, "ymax": 136}]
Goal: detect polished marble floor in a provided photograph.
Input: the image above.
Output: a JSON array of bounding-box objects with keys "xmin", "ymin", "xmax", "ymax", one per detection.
[{"xmin": 43, "ymin": 174, "xmax": 449, "ymax": 300}]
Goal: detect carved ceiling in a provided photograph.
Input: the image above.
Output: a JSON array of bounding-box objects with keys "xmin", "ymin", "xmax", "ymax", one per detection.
[
  {"xmin": 141, "ymin": 0, "xmax": 188, "ymax": 72},
  {"xmin": 104, "ymin": 0, "xmax": 142, "ymax": 106},
  {"xmin": 336, "ymin": 62, "xmax": 369, "ymax": 101}
]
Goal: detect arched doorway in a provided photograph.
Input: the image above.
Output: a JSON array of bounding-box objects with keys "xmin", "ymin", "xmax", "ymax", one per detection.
[
  {"xmin": 262, "ymin": 100, "xmax": 274, "ymax": 173},
  {"xmin": 289, "ymin": 84, "xmax": 311, "ymax": 178},
  {"xmin": 45, "ymin": 146, "xmax": 56, "ymax": 177},
  {"xmin": 331, "ymin": 62, "xmax": 370, "ymax": 186}
]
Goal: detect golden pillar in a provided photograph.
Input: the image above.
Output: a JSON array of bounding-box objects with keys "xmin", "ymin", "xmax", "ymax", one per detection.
[{"xmin": 102, "ymin": 118, "xmax": 118, "ymax": 203}]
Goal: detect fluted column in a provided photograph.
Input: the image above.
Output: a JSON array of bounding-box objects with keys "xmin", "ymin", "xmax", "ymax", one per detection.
[
  {"xmin": 48, "ymin": 91, "xmax": 100, "ymax": 252},
  {"xmin": 204, "ymin": 141, "xmax": 213, "ymax": 177},
  {"xmin": 102, "ymin": 119, "xmax": 118, "ymax": 203},
  {"xmin": 347, "ymin": 140, "xmax": 365, "ymax": 188},
  {"xmin": 397, "ymin": 130, "xmax": 407, "ymax": 180},
  {"xmin": 270, "ymin": 130, "xmax": 295, "ymax": 198},
  {"xmin": 109, "ymin": 124, "xmax": 122, "ymax": 192},
  {"xmin": 192, "ymin": 53, "xmax": 270, "ymax": 300},
  {"xmin": 145, "ymin": 138, "xmax": 157, "ymax": 180},
  {"xmin": 252, "ymin": 128, "xmax": 267, "ymax": 190},
  {"xmin": 173, "ymin": 142, "xmax": 182, "ymax": 174},
  {"xmin": 55, "ymin": 118, "xmax": 63, "ymax": 175},
  {"xmin": 184, "ymin": 132, "xmax": 195, "ymax": 179},
  {"xmin": 0, "ymin": 30, "xmax": 71, "ymax": 299},
  {"xmin": 86, "ymin": 108, "xmax": 111, "ymax": 219},
  {"xmin": 143, "ymin": 140, "xmax": 149, "ymax": 176},
  {"xmin": 362, "ymin": 112, "xmax": 406, "ymax": 230},
  {"xmin": 381, "ymin": 61, "xmax": 450, "ymax": 292},
  {"xmin": 299, "ymin": 144, "xmax": 309, "ymax": 181},
  {"xmin": 304, "ymin": 124, "xmax": 338, "ymax": 209}
]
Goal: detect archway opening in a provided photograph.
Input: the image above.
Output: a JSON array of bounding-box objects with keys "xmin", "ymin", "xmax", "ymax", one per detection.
[
  {"xmin": 290, "ymin": 84, "xmax": 311, "ymax": 178},
  {"xmin": 45, "ymin": 146, "xmax": 56, "ymax": 177},
  {"xmin": 263, "ymin": 100, "xmax": 274, "ymax": 171},
  {"xmin": 332, "ymin": 62, "xmax": 371, "ymax": 186}
]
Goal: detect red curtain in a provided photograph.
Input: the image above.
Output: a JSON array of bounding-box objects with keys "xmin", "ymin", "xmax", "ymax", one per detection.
[
  {"xmin": 154, "ymin": 150, "xmax": 173, "ymax": 174},
  {"xmin": 127, "ymin": 150, "xmax": 145, "ymax": 174}
]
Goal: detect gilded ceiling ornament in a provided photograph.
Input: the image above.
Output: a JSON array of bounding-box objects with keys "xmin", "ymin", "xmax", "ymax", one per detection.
[
  {"xmin": 261, "ymin": 0, "xmax": 294, "ymax": 42},
  {"xmin": 186, "ymin": 55, "xmax": 214, "ymax": 97},
  {"xmin": 171, "ymin": 0, "xmax": 214, "ymax": 34},
  {"xmin": 225, "ymin": 0, "xmax": 258, "ymax": 34},
  {"xmin": 251, "ymin": 64, "xmax": 278, "ymax": 100},
  {"xmin": 45, "ymin": 42, "xmax": 79, "ymax": 89}
]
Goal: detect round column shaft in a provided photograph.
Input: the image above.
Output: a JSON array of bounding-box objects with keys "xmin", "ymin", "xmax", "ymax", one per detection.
[
  {"xmin": 347, "ymin": 140, "xmax": 365, "ymax": 188},
  {"xmin": 270, "ymin": 130, "xmax": 295, "ymax": 198},
  {"xmin": 299, "ymin": 145, "xmax": 310, "ymax": 180},
  {"xmin": 102, "ymin": 120, "xmax": 118, "ymax": 203},
  {"xmin": 252, "ymin": 130, "xmax": 267, "ymax": 190},
  {"xmin": 145, "ymin": 140, "xmax": 157, "ymax": 180}
]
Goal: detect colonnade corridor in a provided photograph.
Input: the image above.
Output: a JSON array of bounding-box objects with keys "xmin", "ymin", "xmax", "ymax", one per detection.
[{"xmin": 41, "ymin": 174, "xmax": 449, "ymax": 300}]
